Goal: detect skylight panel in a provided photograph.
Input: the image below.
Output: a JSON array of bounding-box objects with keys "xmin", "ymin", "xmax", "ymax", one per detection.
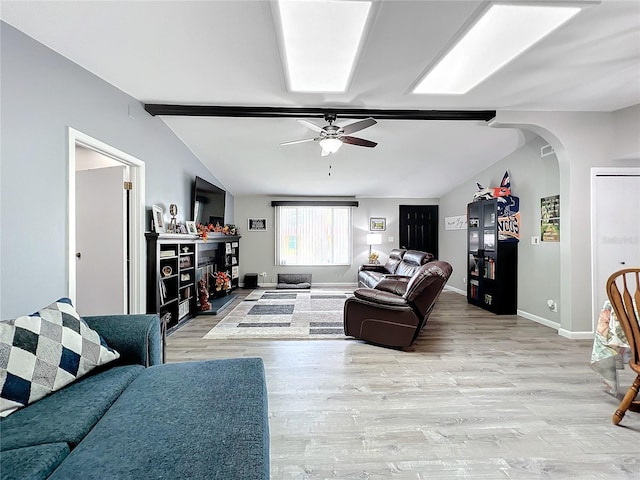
[
  {"xmin": 277, "ymin": 0, "xmax": 371, "ymax": 92},
  {"xmin": 413, "ymin": 3, "xmax": 582, "ymax": 95}
]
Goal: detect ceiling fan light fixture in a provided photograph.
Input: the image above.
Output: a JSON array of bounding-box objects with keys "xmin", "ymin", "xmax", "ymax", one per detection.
[
  {"xmin": 319, "ymin": 138, "xmax": 343, "ymax": 154},
  {"xmin": 413, "ymin": 3, "xmax": 582, "ymax": 95}
]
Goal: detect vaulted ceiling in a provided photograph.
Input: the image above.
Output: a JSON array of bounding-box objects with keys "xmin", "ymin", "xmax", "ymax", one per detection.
[{"xmin": 2, "ymin": 0, "xmax": 639, "ymax": 197}]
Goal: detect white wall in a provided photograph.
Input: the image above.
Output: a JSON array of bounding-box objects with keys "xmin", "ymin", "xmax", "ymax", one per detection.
[
  {"xmin": 234, "ymin": 195, "xmax": 438, "ymax": 286},
  {"xmin": 491, "ymin": 108, "xmax": 640, "ymax": 337},
  {"xmin": 0, "ymin": 22, "xmax": 228, "ymax": 318}
]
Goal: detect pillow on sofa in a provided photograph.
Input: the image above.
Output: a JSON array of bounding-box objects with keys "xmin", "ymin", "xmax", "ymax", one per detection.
[{"xmin": 0, "ymin": 298, "xmax": 120, "ymax": 417}]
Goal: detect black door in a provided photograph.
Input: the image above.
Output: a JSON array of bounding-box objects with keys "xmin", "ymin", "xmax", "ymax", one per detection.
[{"xmin": 399, "ymin": 205, "xmax": 438, "ymax": 258}]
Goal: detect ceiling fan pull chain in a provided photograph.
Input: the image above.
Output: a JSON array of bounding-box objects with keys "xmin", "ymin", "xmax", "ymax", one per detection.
[{"xmin": 328, "ymin": 161, "xmax": 332, "ymax": 176}]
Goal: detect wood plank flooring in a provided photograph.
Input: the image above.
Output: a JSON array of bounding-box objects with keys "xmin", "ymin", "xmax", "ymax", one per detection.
[{"xmin": 166, "ymin": 289, "xmax": 640, "ymax": 480}]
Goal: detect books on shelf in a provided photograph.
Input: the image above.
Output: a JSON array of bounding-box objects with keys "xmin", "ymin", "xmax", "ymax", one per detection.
[{"xmin": 160, "ymin": 250, "xmax": 176, "ymax": 258}]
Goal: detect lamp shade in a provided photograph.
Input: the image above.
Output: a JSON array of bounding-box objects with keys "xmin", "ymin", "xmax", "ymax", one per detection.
[
  {"xmin": 366, "ymin": 233, "xmax": 382, "ymax": 245},
  {"xmin": 319, "ymin": 138, "xmax": 342, "ymax": 154}
]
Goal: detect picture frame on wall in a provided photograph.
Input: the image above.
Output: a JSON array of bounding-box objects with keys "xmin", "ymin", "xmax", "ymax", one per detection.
[
  {"xmin": 152, "ymin": 205, "xmax": 165, "ymax": 233},
  {"xmin": 185, "ymin": 221, "xmax": 198, "ymax": 235},
  {"xmin": 248, "ymin": 218, "xmax": 267, "ymax": 231},
  {"xmin": 370, "ymin": 217, "xmax": 386, "ymax": 231}
]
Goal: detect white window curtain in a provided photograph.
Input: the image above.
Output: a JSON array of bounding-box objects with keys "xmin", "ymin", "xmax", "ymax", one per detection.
[{"xmin": 275, "ymin": 205, "xmax": 352, "ymax": 266}]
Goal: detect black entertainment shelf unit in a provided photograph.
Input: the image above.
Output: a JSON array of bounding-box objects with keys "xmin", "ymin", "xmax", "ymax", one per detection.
[
  {"xmin": 466, "ymin": 199, "xmax": 517, "ymax": 314},
  {"xmin": 146, "ymin": 233, "xmax": 241, "ymax": 337}
]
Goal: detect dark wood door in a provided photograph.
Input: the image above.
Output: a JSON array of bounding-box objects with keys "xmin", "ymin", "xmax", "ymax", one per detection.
[{"xmin": 399, "ymin": 205, "xmax": 438, "ymax": 258}]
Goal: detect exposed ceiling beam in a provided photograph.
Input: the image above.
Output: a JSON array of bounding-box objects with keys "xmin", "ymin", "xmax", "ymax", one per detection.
[{"xmin": 143, "ymin": 104, "xmax": 496, "ymax": 121}]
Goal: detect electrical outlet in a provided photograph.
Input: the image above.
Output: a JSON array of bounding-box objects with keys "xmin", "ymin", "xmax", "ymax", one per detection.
[
  {"xmin": 462, "ymin": 277, "xmax": 466, "ymax": 284},
  {"xmin": 531, "ymin": 236, "xmax": 540, "ymax": 245}
]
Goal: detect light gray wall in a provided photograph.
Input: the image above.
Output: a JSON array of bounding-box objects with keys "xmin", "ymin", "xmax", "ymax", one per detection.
[
  {"xmin": 439, "ymin": 135, "xmax": 561, "ymax": 324},
  {"xmin": 0, "ymin": 22, "xmax": 229, "ymax": 318},
  {"xmin": 493, "ymin": 109, "xmax": 639, "ymax": 336},
  {"xmin": 234, "ymin": 195, "xmax": 438, "ymax": 286}
]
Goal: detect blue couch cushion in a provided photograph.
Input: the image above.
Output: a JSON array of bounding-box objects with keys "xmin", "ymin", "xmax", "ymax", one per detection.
[
  {"xmin": 48, "ymin": 358, "xmax": 270, "ymax": 480},
  {"xmin": 1, "ymin": 442, "xmax": 69, "ymax": 480},
  {"xmin": 0, "ymin": 364, "xmax": 144, "ymax": 451}
]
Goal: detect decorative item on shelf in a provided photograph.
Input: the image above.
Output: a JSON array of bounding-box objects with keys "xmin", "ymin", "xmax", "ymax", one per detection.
[
  {"xmin": 214, "ymin": 271, "xmax": 231, "ymax": 292},
  {"xmin": 168, "ymin": 204, "xmax": 178, "ymax": 233},
  {"xmin": 198, "ymin": 279, "xmax": 210, "ymax": 311},
  {"xmin": 161, "ymin": 266, "xmax": 172, "ymax": 277},
  {"xmin": 195, "ymin": 222, "xmax": 239, "ymax": 239},
  {"xmin": 472, "ymin": 170, "xmax": 512, "ymax": 201},
  {"xmin": 185, "ymin": 221, "xmax": 198, "ymax": 235},
  {"xmin": 223, "ymin": 224, "xmax": 238, "ymax": 235},
  {"xmin": 152, "ymin": 205, "xmax": 165, "ymax": 233},
  {"xmin": 366, "ymin": 233, "xmax": 382, "ymax": 264}
]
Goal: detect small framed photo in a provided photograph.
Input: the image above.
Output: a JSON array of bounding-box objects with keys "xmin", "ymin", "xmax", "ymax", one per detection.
[
  {"xmin": 370, "ymin": 217, "xmax": 386, "ymax": 231},
  {"xmin": 185, "ymin": 221, "xmax": 198, "ymax": 235},
  {"xmin": 152, "ymin": 205, "xmax": 165, "ymax": 233},
  {"xmin": 248, "ymin": 218, "xmax": 267, "ymax": 231}
]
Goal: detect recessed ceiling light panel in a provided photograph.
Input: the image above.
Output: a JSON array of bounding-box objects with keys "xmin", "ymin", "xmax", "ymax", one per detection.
[
  {"xmin": 413, "ymin": 3, "xmax": 582, "ymax": 95},
  {"xmin": 277, "ymin": 0, "xmax": 372, "ymax": 92}
]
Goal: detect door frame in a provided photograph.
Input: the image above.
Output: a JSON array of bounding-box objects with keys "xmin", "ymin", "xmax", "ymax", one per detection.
[
  {"xmin": 67, "ymin": 127, "xmax": 146, "ymax": 313},
  {"xmin": 590, "ymin": 166, "xmax": 640, "ymax": 332}
]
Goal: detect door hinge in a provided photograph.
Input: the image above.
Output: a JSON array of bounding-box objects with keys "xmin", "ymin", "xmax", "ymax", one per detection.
[{"xmin": 123, "ymin": 181, "xmax": 133, "ymax": 191}]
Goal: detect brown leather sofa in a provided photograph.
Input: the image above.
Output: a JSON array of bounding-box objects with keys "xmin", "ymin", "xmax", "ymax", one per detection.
[
  {"xmin": 344, "ymin": 260, "xmax": 453, "ymax": 348},
  {"xmin": 358, "ymin": 249, "xmax": 435, "ymax": 288}
]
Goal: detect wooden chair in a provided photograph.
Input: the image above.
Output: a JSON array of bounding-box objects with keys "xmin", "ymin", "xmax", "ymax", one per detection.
[{"xmin": 606, "ymin": 268, "xmax": 640, "ymax": 425}]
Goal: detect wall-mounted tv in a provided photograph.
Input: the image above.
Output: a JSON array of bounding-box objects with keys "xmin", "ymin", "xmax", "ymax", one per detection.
[{"xmin": 192, "ymin": 176, "xmax": 226, "ymax": 226}]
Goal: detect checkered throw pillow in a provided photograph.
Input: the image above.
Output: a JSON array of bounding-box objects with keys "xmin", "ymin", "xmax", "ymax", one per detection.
[{"xmin": 0, "ymin": 298, "xmax": 120, "ymax": 417}]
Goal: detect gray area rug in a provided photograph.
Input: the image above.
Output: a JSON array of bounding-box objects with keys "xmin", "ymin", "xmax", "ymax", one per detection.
[{"xmin": 203, "ymin": 289, "xmax": 353, "ymax": 340}]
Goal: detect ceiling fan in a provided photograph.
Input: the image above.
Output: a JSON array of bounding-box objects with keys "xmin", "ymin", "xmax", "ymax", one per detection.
[{"xmin": 281, "ymin": 113, "xmax": 377, "ymax": 156}]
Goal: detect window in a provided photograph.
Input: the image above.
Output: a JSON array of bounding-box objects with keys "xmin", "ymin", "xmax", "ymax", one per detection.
[{"xmin": 275, "ymin": 205, "xmax": 352, "ymax": 266}]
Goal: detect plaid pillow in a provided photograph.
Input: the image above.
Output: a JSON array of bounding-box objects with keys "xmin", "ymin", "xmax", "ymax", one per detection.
[{"xmin": 0, "ymin": 298, "xmax": 120, "ymax": 417}]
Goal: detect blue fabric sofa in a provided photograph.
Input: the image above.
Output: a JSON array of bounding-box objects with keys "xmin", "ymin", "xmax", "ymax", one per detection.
[{"xmin": 0, "ymin": 314, "xmax": 270, "ymax": 480}]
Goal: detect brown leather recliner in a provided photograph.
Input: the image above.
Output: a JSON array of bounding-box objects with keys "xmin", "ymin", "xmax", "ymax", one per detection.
[
  {"xmin": 344, "ymin": 260, "xmax": 453, "ymax": 348},
  {"xmin": 358, "ymin": 249, "xmax": 434, "ymax": 288}
]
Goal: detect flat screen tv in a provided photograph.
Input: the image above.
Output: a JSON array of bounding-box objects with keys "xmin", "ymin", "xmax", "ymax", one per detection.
[{"xmin": 192, "ymin": 176, "xmax": 226, "ymax": 226}]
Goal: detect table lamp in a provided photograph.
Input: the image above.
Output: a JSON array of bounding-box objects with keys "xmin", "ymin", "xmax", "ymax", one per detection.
[{"xmin": 366, "ymin": 233, "xmax": 382, "ymax": 263}]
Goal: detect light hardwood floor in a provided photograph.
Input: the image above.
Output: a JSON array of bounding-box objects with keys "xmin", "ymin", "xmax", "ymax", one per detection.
[{"xmin": 166, "ymin": 289, "xmax": 639, "ymax": 480}]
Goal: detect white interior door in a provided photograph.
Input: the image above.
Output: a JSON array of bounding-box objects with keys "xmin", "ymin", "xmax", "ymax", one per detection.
[
  {"xmin": 76, "ymin": 165, "xmax": 128, "ymax": 315},
  {"xmin": 592, "ymin": 170, "xmax": 640, "ymax": 328}
]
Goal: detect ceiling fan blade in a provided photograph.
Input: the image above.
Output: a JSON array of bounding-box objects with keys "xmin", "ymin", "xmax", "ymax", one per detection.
[
  {"xmin": 298, "ymin": 119, "xmax": 324, "ymax": 133},
  {"xmin": 341, "ymin": 117, "xmax": 377, "ymax": 135},
  {"xmin": 342, "ymin": 136, "xmax": 377, "ymax": 148},
  {"xmin": 280, "ymin": 138, "xmax": 316, "ymax": 146}
]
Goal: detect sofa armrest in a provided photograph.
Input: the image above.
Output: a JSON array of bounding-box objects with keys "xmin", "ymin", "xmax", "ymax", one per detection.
[
  {"xmin": 83, "ymin": 314, "xmax": 162, "ymax": 367},
  {"xmin": 359, "ymin": 264, "xmax": 387, "ymax": 273},
  {"xmin": 374, "ymin": 276, "xmax": 410, "ymax": 296},
  {"xmin": 353, "ymin": 288, "xmax": 408, "ymax": 307}
]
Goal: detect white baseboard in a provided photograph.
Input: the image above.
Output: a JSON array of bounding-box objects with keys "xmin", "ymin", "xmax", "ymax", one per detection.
[
  {"xmin": 558, "ymin": 328, "xmax": 594, "ymax": 340},
  {"xmin": 517, "ymin": 310, "xmax": 594, "ymax": 339},
  {"xmin": 445, "ymin": 286, "xmax": 466, "ymax": 296},
  {"xmin": 517, "ymin": 310, "xmax": 560, "ymax": 330}
]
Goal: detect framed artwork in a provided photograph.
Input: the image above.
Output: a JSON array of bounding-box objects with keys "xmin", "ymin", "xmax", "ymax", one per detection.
[
  {"xmin": 185, "ymin": 221, "xmax": 198, "ymax": 235},
  {"xmin": 541, "ymin": 195, "xmax": 560, "ymax": 242},
  {"xmin": 248, "ymin": 218, "xmax": 267, "ymax": 231},
  {"xmin": 370, "ymin": 217, "xmax": 386, "ymax": 231},
  {"xmin": 152, "ymin": 205, "xmax": 165, "ymax": 233}
]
